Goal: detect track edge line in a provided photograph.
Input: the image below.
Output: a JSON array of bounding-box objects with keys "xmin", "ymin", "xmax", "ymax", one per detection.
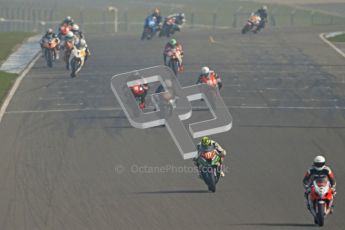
[
  {"xmin": 0, "ymin": 53, "xmax": 40, "ymax": 123},
  {"xmin": 319, "ymin": 32, "xmax": 345, "ymax": 59}
]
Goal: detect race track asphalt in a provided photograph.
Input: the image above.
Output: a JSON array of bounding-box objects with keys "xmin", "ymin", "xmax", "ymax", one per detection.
[{"xmin": 0, "ymin": 25, "xmax": 344, "ymax": 230}]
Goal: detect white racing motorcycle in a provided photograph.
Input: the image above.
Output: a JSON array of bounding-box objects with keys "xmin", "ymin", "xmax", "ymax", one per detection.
[{"xmin": 69, "ymin": 46, "xmax": 87, "ymax": 78}]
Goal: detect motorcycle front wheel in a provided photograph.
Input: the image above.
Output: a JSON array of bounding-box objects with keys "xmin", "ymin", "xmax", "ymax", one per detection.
[
  {"xmin": 45, "ymin": 48, "xmax": 53, "ymax": 68},
  {"xmin": 241, "ymin": 24, "xmax": 252, "ymax": 34},
  {"xmin": 316, "ymin": 202, "xmax": 325, "ymax": 226},
  {"xmin": 169, "ymin": 59, "xmax": 179, "ymax": 75},
  {"xmin": 70, "ymin": 58, "xmax": 80, "ymax": 78},
  {"xmin": 201, "ymin": 166, "xmax": 216, "ymax": 192}
]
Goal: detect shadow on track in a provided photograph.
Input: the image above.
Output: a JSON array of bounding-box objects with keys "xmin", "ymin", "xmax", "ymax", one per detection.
[
  {"xmin": 134, "ymin": 190, "xmax": 209, "ymax": 194},
  {"xmin": 233, "ymin": 223, "xmax": 315, "ymax": 228}
]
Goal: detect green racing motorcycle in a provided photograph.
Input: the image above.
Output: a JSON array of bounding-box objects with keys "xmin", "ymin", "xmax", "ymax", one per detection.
[{"xmin": 195, "ymin": 146, "xmax": 222, "ymax": 192}]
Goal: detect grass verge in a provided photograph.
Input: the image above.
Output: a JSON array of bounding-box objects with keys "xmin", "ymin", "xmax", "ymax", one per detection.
[
  {"xmin": 0, "ymin": 32, "xmax": 35, "ymax": 105},
  {"xmin": 0, "ymin": 32, "xmax": 36, "ymax": 62},
  {"xmin": 328, "ymin": 33, "xmax": 345, "ymax": 42},
  {"xmin": 0, "ymin": 71, "xmax": 17, "ymax": 104}
]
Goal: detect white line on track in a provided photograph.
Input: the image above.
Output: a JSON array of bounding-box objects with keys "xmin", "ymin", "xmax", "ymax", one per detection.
[
  {"xmin": 58, "ymin": 91, "xmax": 84, "ymax": 94},
  {"xmin": 44, "ymin": 85, "xmax": 71, "ymax": 89},
  {"xmin": 56, "ymin": 103, "xmax": 84, "ymax": 106},
  {"xmin": 269, "ymin": 98, "xmax": 337, "ymax": 102},
  {"xmin": 6, "ymin": 105, "xmax": 345, "ymax": 115},
  {"xmin": 0, "ymin": 54, "xmax": 40, "ymax": 123},
  {"xmin": 319, "ymin": 32, "xmax": 345, "ymax": 59},
  {"xmin": 39, "ymin": 97, "xmax": 65, "ymax": 100}
]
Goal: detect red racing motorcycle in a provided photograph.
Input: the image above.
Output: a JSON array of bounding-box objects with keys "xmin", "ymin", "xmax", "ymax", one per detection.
[
  {"xmin": 164, "ymin": 48, "xmax": 183, "ymax": 75},
  {"xmin": 199, "ymin": 74, "xmax": 220, "ymax": 89},
  {"xmin": 307, "ymin": 177, "xmax": 335, "ymax": 226}
]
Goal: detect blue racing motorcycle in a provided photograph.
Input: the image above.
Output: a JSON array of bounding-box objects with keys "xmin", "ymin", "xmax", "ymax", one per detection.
[{"xmin": 141, "ymin": 15, "xmax": 160, "ymax": 40}]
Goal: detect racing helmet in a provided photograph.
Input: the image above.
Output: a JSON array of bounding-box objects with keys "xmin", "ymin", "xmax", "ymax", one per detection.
[
  {"xmin": 262, "ymin": 5, "xmax": 268, "ymax": 11},
  {"xmin": 179, "ymin": 12, "xmax": 185, "ymax": 18},
  {"xmin": 201, "ymin": 136, "xmax": 211, "ymax": 147},
  {"xmin": 313, "ymin": 155, "xmax": 326, "ymax": 170},
  {"xmin": 72, "ymin": 24, "xmax": 79, "ymax": 31},
  {"xmin": 66, "ymin": 31, "xmax": 74, "ymax": 39},
  {"xmin": 47, "ymin": 28, "xmax": 53, "ymax": 34},
  {"xmin": 153, "ymin": 7, "xmax": 160, "ymax": 15},
  {"xmin": 201, "ymin": 66, "xmax": 210, "ymax": 75},
  {"xmin": 65, "ymin": 16, "xmax": 72, "ymax": 21},
  {"xmin": 169, "ymin": 38, "xmax": 177, "ymax": 47}
]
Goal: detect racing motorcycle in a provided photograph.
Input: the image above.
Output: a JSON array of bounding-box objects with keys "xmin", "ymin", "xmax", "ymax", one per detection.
[
  {"xmin": 42, "ymin": 37, "xmax": 59, "ymax": 68},
  {"xmin": 241, "ymin": 13, "xmax": 261, "ymax": 34},
  {"xmin": 307, "ymin": 177, "xmax": 335, "ymax": 226},
  {"xmin": 164, "ymin": 49, "xmax": 182, "ymax": 75},
  {"xmin": 131, "ymin": 84, "xmax": 148, "ymax": 110},
  {"xmin": 141, "ymin": 15, "xmax": 160, "ymax": 40},
  {"xmin": 159, "ymin": 17, "xmax": 177, "ymax": 37},
  {"xmin": 58, "ymin": 24, "xmax": 71, "ymax": 41},
  {"xmin": 69, "ymin": 46, "xmax": 86, "ymax": 78},
  {"xmin": 63, "ymin": 40, "xmax": 74, "ymax": 70},
  {"xmin": 195, "ymin": 146, "xmax": 222, "ymax": 192},
  {"xmin": 199, "ymin": 74, "xmax": 221, "ymax": 89}
]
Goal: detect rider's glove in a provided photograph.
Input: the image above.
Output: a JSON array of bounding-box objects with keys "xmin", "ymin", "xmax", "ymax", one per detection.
[
  {"xmin": 331, "ymin": 186, "xmax": 337, "ymax": 195},
  {"xmin": 304, "ymin": 185, "xmax": 310, "ymax": 192}
]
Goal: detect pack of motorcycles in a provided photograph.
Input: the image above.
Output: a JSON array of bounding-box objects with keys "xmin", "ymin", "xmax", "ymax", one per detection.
[
  {"xmin": 41, "ymin": 23, "xmax": 88, "ymax": 78},
  {"xmin": 40, "ymin": 13, "xmax": 335, "ymax": 226}
]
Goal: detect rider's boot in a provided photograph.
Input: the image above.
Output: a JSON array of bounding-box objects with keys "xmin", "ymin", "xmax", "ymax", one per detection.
[
  {"xmin": 304, "ymin": 192, "xmax": 311, "ymax": 211},
  {"xmin": 330, "ymin": 204, "xmax": 335, "ymax": 214},
  {"xmin": 55, "ymin": 49, "xmax": 60, "ymax": 60},
  {"xmin": 139, "ymin": 102, "xmax": 145, "ymax": 110},
  {"xmin": 220, "ymin": 164, "xmax": 225, "ymax": 177}
]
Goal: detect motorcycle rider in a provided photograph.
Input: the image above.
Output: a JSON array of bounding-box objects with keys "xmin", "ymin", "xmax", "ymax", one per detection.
[
  {"xmin": 164, "ymin": 12, "xmax": 186, "ymax": 32},
  {"xmin": 303, "ymin": 155, "xmax": 336, "ymax": 211},
  {"xmin": 60, "ymin": 16, "xmax": 74, "ymax": 27},
  {"xmin": 71, "ymin": 24, "xmax": 84, "ymax": 40},
  {"xmin": 194, "ymin": 136, "xmax": 227, "ymax": 177},
  {"xmin": 75, "ymin": 39, "xmax": 91, "ymax": 63},
  {"xmin": 144, "ymin": 8, "xmax": 162, "ymax": 30},
  {"xmin": 197, "ymin": 66, "xmax": 222, "ymax": 89},
  {"xmin": 131, "ymin": 83, "xmax": 149, "ymax": 110},
  {"xmin": 152, "ymin": 7, "xmax": 162, "ymax": 25},
  {"xmin": 254, "ymin": 5, "xmax": 268, "ymax": 33},
  {"xmin": 163, "ymin": 38, "xmax": 184, "ymax": 71},
  {"xmin": 39, "ymin": 28, "xmax": 60, "ymax": 59}
]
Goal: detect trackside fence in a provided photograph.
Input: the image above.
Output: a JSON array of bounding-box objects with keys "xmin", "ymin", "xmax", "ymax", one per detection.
[{"xmin": 1, "ymin": 7, "xmax": 345, "ymax": 34}]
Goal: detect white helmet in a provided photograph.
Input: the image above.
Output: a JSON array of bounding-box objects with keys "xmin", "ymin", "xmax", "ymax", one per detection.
[
  {"xmin": 47, "ymin": 28, "xmax": 53, "ymax": 34},
  {"xmin": 201, "ymin": 66, "xmax": 210, "ymax": 75},
  {"xmin": 313, "ymin": 155, "xmax": 326, "ymax": 170},
  {"xmin": 65, "ymin": 16, "xmax": 72, "ymax": 21},
  {"xmin": 72, "ymin": 24, "xmax": 79, "ymax": 31},
  {"xmin": 66, "ymin": 31, "xmax": 74, "ymax": 38},
  {"xmin": 79, "ymin": 39, "xmax": 86, "ymax": 48},
  {"xmin": 262, "ymin": 5, "xmax": 268, "ymax": 11}
]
